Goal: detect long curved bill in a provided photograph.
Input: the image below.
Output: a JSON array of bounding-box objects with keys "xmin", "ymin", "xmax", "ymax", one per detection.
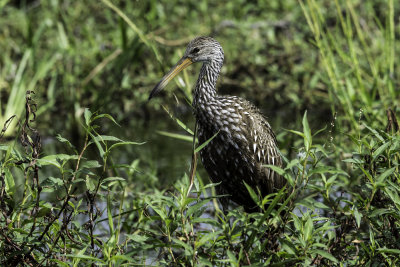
[{"xmin": 148, "ymin": 57, "xmax": 193, "ymax": 100}]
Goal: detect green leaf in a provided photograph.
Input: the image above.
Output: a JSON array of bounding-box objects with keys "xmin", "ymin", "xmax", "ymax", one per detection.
[
  {"xmin": 108, "ymin": 141, "xmax": 145, "ymax": 153},
  {"xmin": 101, "ymin": 177, "xmax": 125, "ymax": 184},
  {"xmin": 196, "ymin": 231, "xmax": 221, "ymax": 247},
  {"xmin": 384, "ymin": 187, "xmax": 400, "ymax": 208},
  {"xmin": 314, "ymin": 201, "xmax": 330, "ymax": 210},
  {"xmin": 376, "ymin": 167, "xmax": 395, "ymax": 185},
  {"xmin": 243, "ymin": 181, "xmax": 259, "ymax": 206},
  {"xmin": 286, "ymin": 129, "xmax": 305, "ymax": 138},
  {"xmin": 50, "ymin": 259, "xmax": 69, "ymax": 267},
  {"xmin": 162, "ymin": 105, "xmax": 194, "ymax": 135},
  {"xmin": 107, "ymin": 193, "xmax": 114, "ymax": 234},
  {"xmin": 369, "ymin": 208, "xmax": 391, "ymax": 217},
  {"xmin": 308, "ymin": 166, "xmax": 344, "ymax": 176},
  {"xmin": 110, "ymin": 255, "xmax": 135, "ymax": 263},
  {"xmin": 65, "ymin": 253, "xmax": 104, "ymax": 262},
  {"xmin": 81, "ymin": 160, "xmax": 102, "ymax": 169},
  {"xmin": 85, "ymin": 176, "xmax": 96, "ymax": 192},
  {"xmin": 302, "ymin": 110, "xmax": 312, "ymax": 150},
  {"xmin": 157, "ymin": 131, "xmax": 193, "ymax": 142},
  {"xmin": 56, "ymin": 134, "xmax": 75, "ymax": 149},
  {"xmin": 377, "ymin": 248, "xmax": 400, "ymax": 254},
  {"xmin": 263, "ymin": 164, "xmax": 285, "ymax": 176},
  {"xmin": 41, "ymin": 177, "xmax": 64, "ymax": 192},
  {"xmin": 313, "ymin": 249, "xmax": 338, "ymax": 263},
  {"xmin": 38, "ymin": 154, "xmax": 79, "ymax": 168},
  {"xmin": 353, "ymin": 207, "xmax": 362, "ymax": 228},
  {"xmin": 88, "ymin": 131, "xmax": 105, "ymax": 158},
  {"xmin": 304, "ymin": 216, "xmax": 313, "ymax": 242},
  {"xmin": 342, "ymin": 158, "xmax": 364, "ymax": 164},
  {"xmin": 126, "ymin": 233, "xmax": 149, "ymax": 243},
  {"xmin": 202, "ymin": 182, "xmax": 221, "ymax": 189},
  {"xmin": 172, "ymin": 238, "xmax": 193, "ymax": 255},
  {"xmin": 149, "ymin": 204, "xmax": 166, "ymax": 220},
  {"xmin": 89, "ymin": 135, "xmax": 123, "ymax": 144},
  {"xmin": 92, "ymin": 113, "xmax": 120, "ymax": 126},
  {"xmin": 195, "ymin": 131, "xmax": 219, "ymax": 153},
  {"xmin": 4, "ymin": 169, "xmax": 15, "ymax": 197},
  {"xmin": 84, "ymin": 108, "xmax": 92, "ymax": 126},
  {"xmin": 187, "ymin": 199, "xmax": 211, "ymax": 218},
  {"xmin": 226, "ymin": 250, "xmax": 238, "ymax": 264},
  {"xmin": 372, "ymin": 142, "xmax": 390, "ymax": 161},
  {"xmin": 363, "ymin": 123, "xmax": 384, "ymax": 142}
]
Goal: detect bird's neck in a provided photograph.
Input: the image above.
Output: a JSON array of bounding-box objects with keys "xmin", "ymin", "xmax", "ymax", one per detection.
[{"xmin": 193, "ymin": 61, "xmax": 222, "ymax": 107}]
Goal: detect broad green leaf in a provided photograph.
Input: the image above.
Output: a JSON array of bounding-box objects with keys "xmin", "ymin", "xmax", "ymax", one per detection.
[
  {"xmin": 369, "ymin": 208, "xmax": 391, "ymax": 217},
  {"xmin": 377, "ymin": 248, "xmax": 400, "ymax": 254},
  {"xmin": 172, "ymin": 238, "xmax": 193, "ymax": 255},
  {"xmin": 41, "ymin": 177, "xmax": 64, "ymax": 192},
  {"xmin": 187, "ymin": 199, "xmax": 211, "ymax": 218},
  {"xmin": 50, "ymin": 259, "xmax": 69, "ymax": 267},
  {"xmin": 314, "ymin": 201, "xmax": 330, "ymax": 210},
  {"xmin": 38, "ymin": 154, "xmax": 79, "ymax": 168},
  {"xmin": 243, "ymin": 181, "xmax": 259, "ymax": 206},
  {"xmin": 353, "ymin": 207, "xmax": 362, "ymax": 228},
  {"xmin": 226, "ymin": 250, "xmax": 238, "ymax": 264},
  {"xmin": 81, "ymin": 160, "xmax": 102, "ymax": 169},
  {"xmin": 308, "ymin": 166, "xmax": 344, "ymax": 176},
  {"xmin": 85, "ymin": 176, "xmax": 96, "ymax": 192},
  {"xmin": 263, "ymin": 164, "xmax": 285, "ymax": 176},
  {"xmin": 342, "ymin": 158, "xmax": 364, "ymax": 164},
  {"xmin": 191, "ymin": 217, "xmax": 219, "ymax": 226},
  {"xmin": 88, "ymin": 131, "xmax": 105, "ymax": 158},
  {"xmin": 84, "ymin": 108, "xmax": 92, "ymax": 126},
  {"xmin": 376, "ymin": 167, "xmax": 395, "ymax": 185},
  {"xmin": 126, "ymin": 233, "xmax": 149, "ymax": 243},
  {"xmin": 110, "ymin": 254, "xmax": 136, "ymax": 263},
  {"xmin": 372, "ymin": 142, "xmax": 390, "ymax": 161},
  {"xmin": 302, "ymin": 110, "xmax": 312, "ymax": 150},
  {"xmin": 196, "ymin": 231, "xmax": 221, "ymax": 247},
  {"xmin": 149, "ymin": 204, "xmax": 166, "ymax": 220},
  {"xmin": 107, "ymin": 193, "xmax": 114, "ymax": 234},
  {"xmin": 363, "ymin": 123, "xmax": 384, "ymax": 142},
  {"xmin": 313, "ymin": 249, "xmax": 338, "ymax": 263},
  {"xmin": 4, "ymin": 169, "xmax": 15, "ymax": 197},
  {"xmin": 304, "ymin": 216, "xmax": 313, "ymax": 242},
  {"xmin": 384, "ymin": 187, "xmax": 400, "ymax": 208},
  {"xmin": 65, "ymin": 253, "xmax": 104, "ymax": 263}
]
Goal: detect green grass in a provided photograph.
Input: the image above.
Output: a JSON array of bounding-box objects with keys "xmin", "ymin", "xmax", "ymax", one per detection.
[{"xmin": 0, "ymin": 0, "xmax": 399, "ymax": 265}]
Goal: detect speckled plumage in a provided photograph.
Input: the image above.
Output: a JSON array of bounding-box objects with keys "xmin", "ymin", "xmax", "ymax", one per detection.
[{"xmin": 150, "ymin": 36, "xmax": 284, "ymax": 211}]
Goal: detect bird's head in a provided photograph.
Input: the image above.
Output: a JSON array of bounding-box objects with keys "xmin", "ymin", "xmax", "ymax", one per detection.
[{"xmin": 149, "ymin": 36, "xmax": 224, "ymax": 100}]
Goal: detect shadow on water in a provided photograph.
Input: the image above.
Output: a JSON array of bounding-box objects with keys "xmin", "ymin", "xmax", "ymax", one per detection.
[{"xmin": 110, "ymin": 106, "xmax": 199, "ymax": 186}]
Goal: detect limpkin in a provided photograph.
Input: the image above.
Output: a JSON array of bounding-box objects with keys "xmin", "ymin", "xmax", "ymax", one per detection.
[{"xmin": 149, "ymin": 36, "xmax": 284, "ymax": 211}]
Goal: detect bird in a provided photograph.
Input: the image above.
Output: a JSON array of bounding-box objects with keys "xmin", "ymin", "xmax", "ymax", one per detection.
[{"xmin": 149, "ymin": 36, "xmax": 284, "ymax": 212}]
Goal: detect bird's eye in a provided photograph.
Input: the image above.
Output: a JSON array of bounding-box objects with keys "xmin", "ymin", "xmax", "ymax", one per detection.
[{"xmin": 191, "ymin": 47, "xmax": 200, "ymax": 54}]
